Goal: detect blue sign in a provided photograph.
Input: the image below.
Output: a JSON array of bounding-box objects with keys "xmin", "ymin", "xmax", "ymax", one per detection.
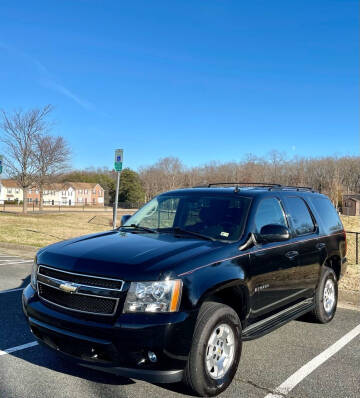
[{"xmin": 114, "ymin": 149, "xmax": 123, "ymax": 172}]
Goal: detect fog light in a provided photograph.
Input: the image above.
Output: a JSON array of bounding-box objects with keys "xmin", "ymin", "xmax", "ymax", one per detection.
[{"xmin": 148, "ymin": 351, "xmax": 157, "ymax": 362}]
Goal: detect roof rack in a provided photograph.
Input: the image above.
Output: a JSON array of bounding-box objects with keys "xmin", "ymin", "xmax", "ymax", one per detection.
[
  {"xmin": 207, "ymin": 182, "xmax": 281, "ymax": 188},
  {"xmin": 193, "ymin": 182, "xmax": 315, "ymax": 192}
]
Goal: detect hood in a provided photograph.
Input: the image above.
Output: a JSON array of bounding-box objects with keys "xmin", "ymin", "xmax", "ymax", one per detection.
[{"xmin": 37, "ymin": 230, "xmax": 221, "ymax": 280}]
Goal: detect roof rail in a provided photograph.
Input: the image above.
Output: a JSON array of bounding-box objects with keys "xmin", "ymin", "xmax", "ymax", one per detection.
[
  {"xmin": 207, "ymin": 182, "xmax": 281, "ymax": 188},
  {"xmin": 276, "ymin": 185, "xmax": 314, "ymax": 192},
  {"xmin": 193, "ymin": 182, "xmax": 315, "ymax": 192}
]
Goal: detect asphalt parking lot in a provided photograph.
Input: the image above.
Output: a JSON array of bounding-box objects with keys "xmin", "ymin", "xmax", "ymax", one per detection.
[{"xmin": 1, "ymin": 253, "xmax": 359, "ymax": 398}]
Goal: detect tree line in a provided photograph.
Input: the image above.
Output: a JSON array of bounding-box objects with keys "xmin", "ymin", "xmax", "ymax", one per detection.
[
  {"xmin": 62, "ymin": 153, "xmax": 360, "ymax": 210},
  {"xmin": 138, "ymin": 154, "xmax": 360, "ymax": 209}
]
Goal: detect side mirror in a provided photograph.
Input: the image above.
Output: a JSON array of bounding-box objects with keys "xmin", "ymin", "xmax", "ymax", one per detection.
[
  {"xmin": 258, "ymin": 224, "xmax": 290, "ymax": 243},
  {"xmin": 121, "ymin": 214, "xmax": 132, "ymax": 226}
]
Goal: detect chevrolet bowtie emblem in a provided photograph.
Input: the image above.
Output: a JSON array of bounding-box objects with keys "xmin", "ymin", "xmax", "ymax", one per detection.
[{"xmin": 59, "ymin": 283, "xmax": 78, "ymax": 293}]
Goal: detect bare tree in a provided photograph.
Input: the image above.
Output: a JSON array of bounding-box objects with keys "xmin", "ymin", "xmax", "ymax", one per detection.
[
  {"xmin": 0, "ymin": 105, "xmax": 53, "ymax": 213},
  {"xmin": 33, "ymin": 135, "xmax": 71, "ymax": 210}
]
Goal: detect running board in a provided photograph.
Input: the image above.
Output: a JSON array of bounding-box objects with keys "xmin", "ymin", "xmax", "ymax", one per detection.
[{"xmin": 242, "ymin": 298, "xmax": 314, "ymax": 341}]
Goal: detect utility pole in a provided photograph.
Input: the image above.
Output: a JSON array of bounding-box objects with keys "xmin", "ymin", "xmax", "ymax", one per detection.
[{"xmin": 112, "ymin": 149, "xmax": 123, "ymax": 229}]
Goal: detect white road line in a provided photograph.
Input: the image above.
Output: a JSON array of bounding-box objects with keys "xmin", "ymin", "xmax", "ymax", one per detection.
[
  {"xmin": 0, "ymin": 287, "xmax": 24, "ymax": 294},
  {"xmin": 0, "ymin": 341, "xmax": 38, "ymax": 356},
  {"xmin": 0, "ymin": 255, "xmax": 21, "ymax": 258},
  {"xmin": 265, "ymin": 323, "xmax": 360, "ymax": 398},
  {"xmin": 0, "ymin": 261, "xmax": 32, "ymax": 265},
  {"xmin": 0, "ymin": 259, "xmax": 32, "ymax": 262}
]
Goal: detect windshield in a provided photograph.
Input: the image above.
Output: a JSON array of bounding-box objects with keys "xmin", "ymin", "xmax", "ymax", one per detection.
[{"xmin": 123, "ymin": 194, "xmax": 251, "ymax": 242}]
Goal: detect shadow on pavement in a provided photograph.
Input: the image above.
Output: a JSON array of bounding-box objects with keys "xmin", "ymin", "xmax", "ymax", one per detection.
[{"xmin": 10, "ymin": 344, "xmax": 135, "ymax": 387}]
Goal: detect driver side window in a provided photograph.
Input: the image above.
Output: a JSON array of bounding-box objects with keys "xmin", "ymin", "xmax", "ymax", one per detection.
[{"xmin": 254, "ymin": 198, "xmax": 288, "ymax": 234}]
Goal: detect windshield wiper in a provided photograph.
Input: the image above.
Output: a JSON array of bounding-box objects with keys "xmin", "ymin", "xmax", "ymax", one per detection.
[
  {"xmin": 172, "ymin": 227, "xmax": 215, "ymax": 242},
  {"xmin": 121, "ymin": 224, "xmax": 157, "ymax": 233}
]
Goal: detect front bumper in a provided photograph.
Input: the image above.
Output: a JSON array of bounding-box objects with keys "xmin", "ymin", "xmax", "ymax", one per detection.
[{"xmin": 22, "ymin": 285, "xmax": 197, "ymax": 383}]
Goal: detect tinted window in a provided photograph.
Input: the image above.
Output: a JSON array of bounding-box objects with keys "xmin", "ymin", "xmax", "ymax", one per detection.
[
  {"xmin": 286, "ymin": 197, "xmax": 315, "ymax": 235},
  {"xmin": 125, "ymin": 194, "xmax": 251, "ymax": 241},
  {"xmin": 254, "ymin": 198, "xmax": 287, "ymax": 233},
  {"xmin": 311, "ymin": 197, "xmax": 343, "ymax": 233}
]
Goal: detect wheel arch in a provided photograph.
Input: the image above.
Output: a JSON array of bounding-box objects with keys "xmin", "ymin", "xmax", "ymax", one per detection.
[
  {"xmin": 196, "ymin": 281, "xmax": 250, "ymax": 327},
  {"xmin": 323, "ymin": 255, "xmax": 341, "ymax": 281}
]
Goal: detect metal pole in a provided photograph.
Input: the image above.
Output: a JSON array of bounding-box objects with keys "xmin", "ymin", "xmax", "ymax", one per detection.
[
  {"xmin": 356, "ymin": 233, "xmax": 359, "ymax": 265},
  {"xmin": 113, "ymin": 171, "xmax": 120, "ymax": 229}
]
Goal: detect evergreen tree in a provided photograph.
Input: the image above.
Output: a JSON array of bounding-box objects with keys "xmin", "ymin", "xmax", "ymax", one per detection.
[{"xmin": 118, "ymin": 168, "xmax": 145, "ymax": 204}]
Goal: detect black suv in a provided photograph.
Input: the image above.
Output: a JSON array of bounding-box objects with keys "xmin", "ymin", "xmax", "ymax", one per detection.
[{"xmin": 23, "ymin": 183, "xmax": 347, "ymax": 396}]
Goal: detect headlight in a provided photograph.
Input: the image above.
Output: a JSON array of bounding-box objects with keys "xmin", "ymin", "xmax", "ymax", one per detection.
[
  {"xmin": 123, "ymin": 280, "xmax": 182, "ymax": 313},
  {"xmin": 30, "ymin": 257, "xmax": 38, "ymax": 290}
]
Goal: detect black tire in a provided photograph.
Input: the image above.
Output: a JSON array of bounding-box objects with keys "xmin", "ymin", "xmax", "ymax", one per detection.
[
  {"xmin": 183, "ymin": 301, "xmax": 242, "ymax": 397},
  {"xmin": 310, "ymin": 266, "xmax": 338, "ymax": 324}
]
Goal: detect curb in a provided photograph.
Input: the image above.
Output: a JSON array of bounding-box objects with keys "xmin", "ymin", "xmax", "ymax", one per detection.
[
  {"xmin": 338, "ymin": 289, "xmax": 360, "ymax": 309},
  {"xmin": 0, "ymin": 242, "xmax": 39, "ymax": 259}
]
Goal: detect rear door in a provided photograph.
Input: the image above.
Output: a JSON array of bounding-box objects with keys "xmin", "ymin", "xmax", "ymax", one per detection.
[{"xmin": 282, "ymin": 196, "xmax": 322, "ymax": 294}]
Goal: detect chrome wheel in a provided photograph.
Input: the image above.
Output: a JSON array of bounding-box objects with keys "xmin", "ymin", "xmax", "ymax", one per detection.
[
  {"xmin": 205, "ymin": 323, "xmax": 235, "ymax": 380},
  {"xmin": 323, "ymin": 279, "xmax": 336, "ymax": 314}
]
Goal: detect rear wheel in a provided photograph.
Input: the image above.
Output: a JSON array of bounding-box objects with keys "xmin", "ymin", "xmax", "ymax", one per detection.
[
  {"xmin": 310, "ymin": 266, "xmax": 338, "ymax": 323},
  {"xmin": 183, "ymin": 301, "xmax": 242, "ymax": 397}
]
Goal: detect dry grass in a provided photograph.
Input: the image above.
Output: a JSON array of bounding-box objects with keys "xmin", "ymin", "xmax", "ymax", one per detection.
[
  {"xmin": 341, "ymin": 214, "xmax": 360, "ymax": 232},
  {"xmin": 339, "ymin": 215, "xmax": 360, "ymax": 292},
  {"xmin": 0, "ymin": 211, "xmax": 135, "ymax": 248}
]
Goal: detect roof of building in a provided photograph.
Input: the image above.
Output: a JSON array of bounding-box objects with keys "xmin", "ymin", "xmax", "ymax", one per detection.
[
  {"xmin": 69, "ymin": 182, "xmax": 101, "ymax": 190},
  {"xmin": 43, "ymin": 183, "xmax": 74, "ymax": 191},
  {"xmin": 0, "ymin": 179, "xmax": 21, "ymax": 188},
  {"xmin": 1, "ymin": 180, "xmax": 103, "ymax": 191},
  {"xmin": 343, "ymin": 193, "xmax": 360, "ymax": 200}
]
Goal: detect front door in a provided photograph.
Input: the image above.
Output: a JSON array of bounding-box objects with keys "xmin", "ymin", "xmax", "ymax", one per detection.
[{"xmin": 247, "ymin": 197, "xmax": 303, "ymax": 323}]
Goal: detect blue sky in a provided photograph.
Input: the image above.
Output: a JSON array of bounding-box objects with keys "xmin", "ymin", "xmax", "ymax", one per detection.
[{"xmin": 0, "ymin": 0, "xmax": 358, "ymax": 171}]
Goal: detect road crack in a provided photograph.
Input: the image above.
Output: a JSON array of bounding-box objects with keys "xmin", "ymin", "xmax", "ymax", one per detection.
[{"xmin": 234, "ymin": 377, "xmax": 288, "ymax": 397}]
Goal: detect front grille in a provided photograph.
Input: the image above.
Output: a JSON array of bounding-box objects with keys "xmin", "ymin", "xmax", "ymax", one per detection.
[
  {"xmin": 38, "ymin": 265, "xmax": 123, "ymax": 290},
  {"xmin": 38, "ymin": 283, "xmax": 117, "ymax": 315},
  {"xmin": 37, "ymin": 265, "xmax": 124, "ymax": 316}
]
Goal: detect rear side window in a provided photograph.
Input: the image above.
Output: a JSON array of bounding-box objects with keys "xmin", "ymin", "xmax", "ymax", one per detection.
[
  {"xmin": 311, "ymin": 197, "xmax": 343, "ymax": 233},
  {"xmin": 285, "ymin": 197, "xmax": 315, "ymax": 236},
  {"xmin": 254, "ymin": 197, "xmax": 288, "ymax": 233}
]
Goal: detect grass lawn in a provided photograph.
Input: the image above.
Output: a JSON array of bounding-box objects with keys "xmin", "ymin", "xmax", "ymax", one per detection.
[{"xmin": 0, "ymin": 211, "xmax": 135, "ymax": 248}]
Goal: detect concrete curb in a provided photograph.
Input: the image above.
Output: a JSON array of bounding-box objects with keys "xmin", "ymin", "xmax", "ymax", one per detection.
[
  {"xmin": 338, "ymin": 289, "xmax": 360, "ymax": 309},
  {"xmin": 0, "ymin": 242, "xmax": 39, "ymax": 259}
]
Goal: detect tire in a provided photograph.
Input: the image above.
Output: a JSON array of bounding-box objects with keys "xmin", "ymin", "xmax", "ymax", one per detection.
[
  {"xmin": 310, "ymin": 266, "xmax": 338, "ymax": 324},
  {"xmin": 183, "ymin": 301, "xmax": 242, "ymax": 397}
]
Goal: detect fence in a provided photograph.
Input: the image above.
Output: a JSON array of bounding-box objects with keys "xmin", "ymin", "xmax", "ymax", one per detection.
[
  {"xmin": 346, "ymin": 231, "xmax": 359, "ymax": 265},
  {"xmin": 1, "ymin": 201, "xmax": 111, "ymax": 213}
]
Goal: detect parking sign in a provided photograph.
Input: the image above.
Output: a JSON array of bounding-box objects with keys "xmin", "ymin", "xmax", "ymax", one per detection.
[{"xmin": 114, "ymin": 149, "xmax": 123, "ymax": 172}]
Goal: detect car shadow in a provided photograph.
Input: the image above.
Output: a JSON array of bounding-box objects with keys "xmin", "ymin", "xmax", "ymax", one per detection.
[{"xmin": 10, "ymin": 345, "xmax": 135, "ymax": 386}]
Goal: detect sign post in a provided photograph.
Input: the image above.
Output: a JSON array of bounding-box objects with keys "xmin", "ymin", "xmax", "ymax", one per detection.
[{"xmin": 113, "ymin": 149, "xmax": 123, "ymax": 229}]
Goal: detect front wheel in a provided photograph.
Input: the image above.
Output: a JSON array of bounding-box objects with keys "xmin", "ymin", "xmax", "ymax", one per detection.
[
  {"xmin": 310, "ymin": 266, "xmax": 338, "ymax": 323},
  {"xmin": 183, "ymin": 301, "xmax": 242, "ymax": 397}
]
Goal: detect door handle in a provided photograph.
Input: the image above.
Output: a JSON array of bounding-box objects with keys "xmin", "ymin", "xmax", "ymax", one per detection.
[
  {"xmin": 285, "ymin": 250, "xmax": 299, "ymax": 260},
  {"xmin": 316, "ymin": 242, "xmax": 326, "ymax": 250}
]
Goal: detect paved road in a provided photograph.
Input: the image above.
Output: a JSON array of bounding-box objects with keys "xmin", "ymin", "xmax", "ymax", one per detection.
[{"xmin": 0, "ymin": 253, "xmax": 359, "ymax": 398}]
